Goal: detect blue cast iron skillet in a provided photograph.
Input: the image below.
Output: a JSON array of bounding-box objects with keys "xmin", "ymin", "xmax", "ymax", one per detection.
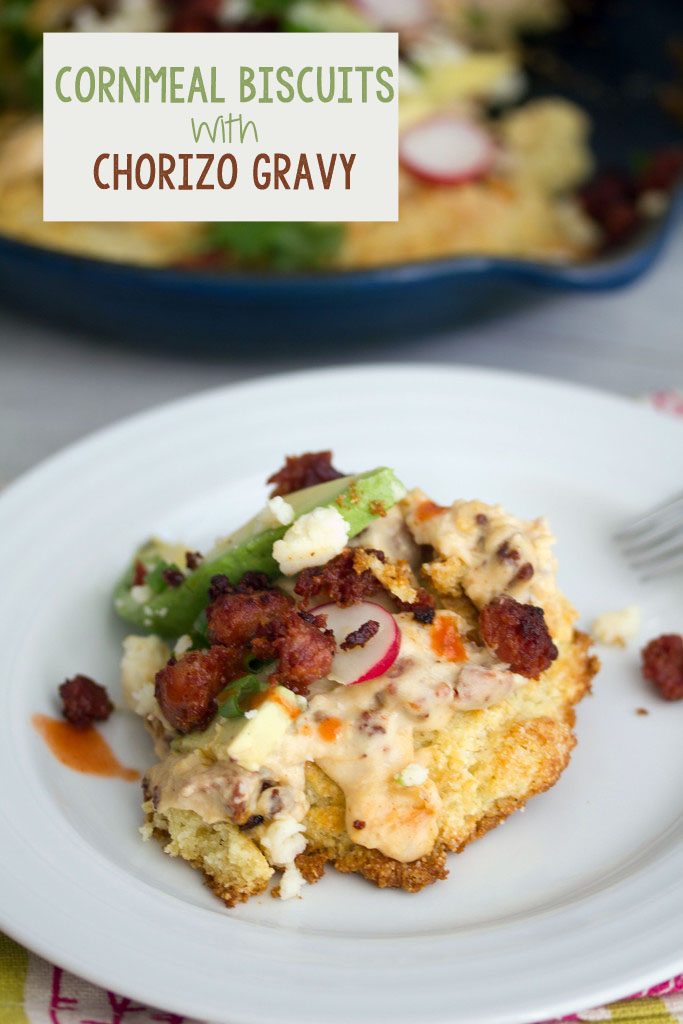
[{"xmin": 0, "ymin": 0, "xmax": 680, "ymax": 350}]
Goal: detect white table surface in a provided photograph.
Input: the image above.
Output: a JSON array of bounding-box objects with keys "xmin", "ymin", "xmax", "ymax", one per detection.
[{"xmin": 1, "ymin": 228, "xmax": 681, "ymax": 483}]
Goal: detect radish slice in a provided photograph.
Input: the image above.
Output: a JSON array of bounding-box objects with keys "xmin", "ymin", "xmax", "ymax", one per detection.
[
  {"xmin": 400, "ymin": 115, "xmax": 495, "ymax": 186},
  {"xmin": 313, "ymin": 601, "xmax": 400, "ymax": 686},
  {"xmin": 352, "ymin": 0, "xmax": 433, "ymax": 30}
]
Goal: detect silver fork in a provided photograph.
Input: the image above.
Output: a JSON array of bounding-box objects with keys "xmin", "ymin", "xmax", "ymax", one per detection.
[{"xmin": 615, "ymin": 491, "xmax": 683, "ymax": 579}]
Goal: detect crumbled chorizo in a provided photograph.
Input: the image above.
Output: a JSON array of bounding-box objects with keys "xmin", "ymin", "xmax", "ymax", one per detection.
[
  {"xmin": 208, "ymin": 574, "xmax": 232, "ymax": 603},
  {"xmin": 132, "ymin": 559, "xmax": 147, "ymax": 586},
  {"xmin": 267, "ymin": 451, "xmax": 345, "ymax": 497},
  {"xmin": 185, "ymin": 550, "xmax": 203, "ymax": 570},
  {"xmin": 341, "ymin": 620, "xmax": 380, "ymax": 651},
  {"xmin": 497, "ymin": 541, "xmax": 520, "ymax": 562},
  {"xmin": 59, "ymin": 675, "xmax": 114, "ymax": 729},
  {"xmin": 295, "ymin": 548, "xmax": 435, "ymax": 623},
  {"xmin": 239, "ymin": 814, "xmax": 265, "ymax": 832},
  {"xmin": 260, "ymin": 787, "xmax": 283, "ymax": 816},
  {"xmin": 581, "ymin": 149, "xmax": 682, "ymax": 250},
  {"xmin": 207, "ymin": 588, "xmax": 293, "ymax": 652},
  {"xmin": 641, "ymin": 634, "xmax": 683, "ymax": 701},
  {"xmin": 580, "ymin": 171, "xmax": 639, "ymax": 246},
  {"xmin": 155, "ymin": 646, "xmax": 240, "ymax": 733},
  {"xmin": 208, "ymin": 571, "xmax": 272, "ymax": 604},
  {"xmin": 164, "ymin": 0, "xmax": 220, "ymax": 31},
  {"xmin": 513, "ymin": 562, "xmax": 534, "ymax": 584},
  {"xmin": 397, "ymin": 587, "xmax": 436, "ymax": 624},
  {"xmin": 298, "ymin": 608, "xmax": 329, "ymax": 629},
  {"xmin": 479, "ymin": 596, "xmax": 558, "ymax": 679},
  {"xmin": 208, "ymin": 581, "xmax": 335, "ymax": 691},
  {"xmin": 252, "ymin": 610, "xmax": 336, "ymax": 695},
  {"xmin": 357, "ymin": 709, "xmax": 386, "ymax": 736},
  {"xmin": 295, "ymin": 548, "xmax": 384, "ymax": 607},
  {"xmin": 237, "ymin": 571, "xmax": 273, "ymax": 592},
  {"xmin": 162, "ymin": 566, "xmax": 185, "ymax": 588}
]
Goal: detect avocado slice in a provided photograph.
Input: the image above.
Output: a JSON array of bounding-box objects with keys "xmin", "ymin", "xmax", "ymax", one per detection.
[{"xmin": 113, "ymin": 466, "xmax": 406, "ymax": 638}]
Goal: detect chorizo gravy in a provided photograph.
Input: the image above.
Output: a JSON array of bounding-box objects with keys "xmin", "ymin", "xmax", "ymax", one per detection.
[{"xmin": 112, "ymin": 452, "xmax": 598, "ymax": 904}]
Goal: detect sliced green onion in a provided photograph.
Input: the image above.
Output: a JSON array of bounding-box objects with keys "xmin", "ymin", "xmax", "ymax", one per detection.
[{"xmin": 217, "ymin": 674, "xmax": 269, "ymax": 719}]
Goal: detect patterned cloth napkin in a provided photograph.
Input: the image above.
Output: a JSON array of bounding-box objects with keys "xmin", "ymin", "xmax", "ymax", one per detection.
[{"xmin": 2, "ymin": 389, "xmax": 681, "ymax": 1024}]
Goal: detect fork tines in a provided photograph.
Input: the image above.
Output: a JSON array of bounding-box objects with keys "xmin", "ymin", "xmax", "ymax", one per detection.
[{"xmin": 615, "ymin": 490, "xmax": 683, "ymax": 579}]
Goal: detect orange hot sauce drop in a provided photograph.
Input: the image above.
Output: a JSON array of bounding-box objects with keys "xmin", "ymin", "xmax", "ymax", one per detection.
[
  {"xmin": 32, "ymin": 714, "xmax": 140, "ymax": 782},
  {"xmin": 317, "ymin": 716, "xmax": 343, "ymax": 742},
  {"xmin": 431, "ymin": 615, "xmax": 467, "ymax": 663},
  {"xmin": 415, "ymin": 499, "xmax": 447, "ymax": 522}
]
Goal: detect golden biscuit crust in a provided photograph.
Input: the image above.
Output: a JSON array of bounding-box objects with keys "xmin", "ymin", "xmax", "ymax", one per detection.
[
  {"xmin": 145, "ymin": 805, "xmax": 273, "ymax": 907},
  {"xmin": 295, "ymin": 620, "xmax": 596, "ymax": 893},
  {"xmin": 146, "ymin": 614, "xmax": 597, "ymax": 902}
]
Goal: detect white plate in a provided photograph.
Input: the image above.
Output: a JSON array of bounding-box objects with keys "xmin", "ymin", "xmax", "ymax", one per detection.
[{"xmin": 1, "ymin": 365, "xmax": 682, "ymax": 1024}]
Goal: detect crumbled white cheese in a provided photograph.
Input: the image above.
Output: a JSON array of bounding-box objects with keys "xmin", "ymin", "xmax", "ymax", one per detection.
[
  {"xmin": 173, "ymin": 634, "xmax": 193, "ymax": 658},
  {"xmin": 260, "ymin": 814, "xmax": 308, "ymax": 902},
  {"xmin": 130, "ymin": 682, "xmax": 158, "ymax": 718},
  {"xmin": 121, "ymin": 634, "xmax": 170, "ymax": 715},
  {"xmin": 260, "ymin": 816, "xmax": 307, "ymax": 868},
  {"xmin": 395, "ymin": 763, "xmax": 428, "ymax": 787},
  {"xmin": 244, "ymin": 709, "xmax": 258, "ymax": 720},
  {"xmin": 249, "ymin": 495, "xmax": 296, "ymax": 535},
  {"xmin": 592, "ymin": 606, "xmax": 641, "ymax": 647},
  {"xmin": 279, "ymin": 862, "xmax": 306, "ymax": 901},
  {"xmin": 267, "ymin": 496, "xmax": 295, "ymax": 526},
  {"xmin": 131, "ymin": 584, "xmax": 152, "ymax": 605},
  {"xmin": 272, "ymin": 506, "xmax": 350, "ymax": 575}
]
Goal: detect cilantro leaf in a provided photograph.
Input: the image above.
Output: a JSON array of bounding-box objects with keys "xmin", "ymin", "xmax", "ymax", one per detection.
[{"xmin": 206, "ymin": 221, "xmax": 343, "ymax": 271}]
